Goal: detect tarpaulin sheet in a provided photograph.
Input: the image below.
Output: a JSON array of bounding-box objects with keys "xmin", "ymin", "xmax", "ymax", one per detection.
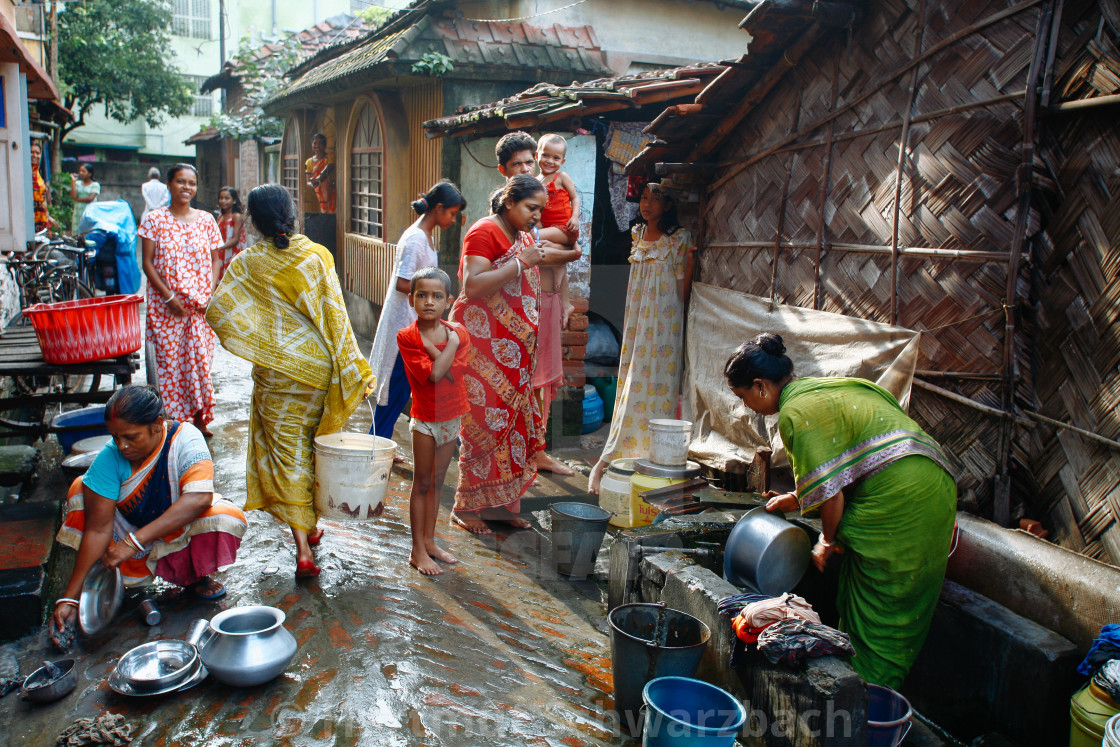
[
  {"xmin": 683, "ymin": 283, "xmax": 920, "ymax": 470},
  {"xmin": 77, "ymin": 199, "xmax": 141, "ymax": 294}
]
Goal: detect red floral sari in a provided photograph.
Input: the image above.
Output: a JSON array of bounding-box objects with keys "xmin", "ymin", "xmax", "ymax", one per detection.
[{"xmin": 449, "ymin": 219, "xmax": 544, "ymax": 512}]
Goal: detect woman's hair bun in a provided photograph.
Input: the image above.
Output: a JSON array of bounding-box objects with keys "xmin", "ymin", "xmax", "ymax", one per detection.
[{"xmin": 756, "ymin": 332, "xmax": 785, "ymax": 357}]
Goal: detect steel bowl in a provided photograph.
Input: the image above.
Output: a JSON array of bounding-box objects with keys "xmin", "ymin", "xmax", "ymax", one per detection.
[
  {"xmin": 79, "ymin": 564, "xmax": 123, "ymax": 635},
  {"xmin": 723, "ymin": 506, "xmax": 812, "ymax": 595},
  {"xmin": 115, "ymin": 640, "xmax": 198, "ymax": 692},
  {"xmin": 21, "ymin": 659, "xmax": 77, "ymax": 703}
]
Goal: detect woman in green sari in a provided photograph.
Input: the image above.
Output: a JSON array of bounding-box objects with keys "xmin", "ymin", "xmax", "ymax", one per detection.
[{"xmin": 725, "ymin": 333, "xmax": 956, "ymax": 688}]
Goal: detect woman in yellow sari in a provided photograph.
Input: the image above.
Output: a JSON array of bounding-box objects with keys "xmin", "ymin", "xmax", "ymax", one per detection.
[{"xmin": 207, "ymin": 184, "xmax": 374, "ymax": 578}]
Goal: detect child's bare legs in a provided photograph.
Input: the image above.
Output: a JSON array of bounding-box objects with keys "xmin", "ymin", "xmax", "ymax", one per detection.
[
  {"xmin": 409, "ymin": 431, "xmax": 457, "ymax": 575},
  {"xmin": 425, "ymin": 439, "xmax": 458, "ymax": 565},
  {"xmin": 538, "ymin": 226, "xmax": 570, "ymax": 246}
]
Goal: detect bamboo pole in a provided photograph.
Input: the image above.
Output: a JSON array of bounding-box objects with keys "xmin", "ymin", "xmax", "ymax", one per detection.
[
  {"xmin": 994, "ymin": 1, "xmax": 1052, "ymax": 526},
  {"xmin": 1023, "ymin": 411, "xmax": 1120, "ymax": 453},
  {"xmin": 1052, "ymin": 92, "xmax": 1120, "ymax": 111},
  {"xmin": 814, "ymin": 58, "xmax": 840, "ymax": 311},
  {"xmin": 709, "ymin": 0, "xmax": 1046, "ymax": 193},
  {"xmin": 913, "ymin": 379, "xmax": 1034, "ymax": 428},
  {"xmin": 705, "ymin": 240, "xmax": 1028, "ymax": 263},
  {"xmin": 770, "ymin": 96, "xmax": 801, "ymax": 304}
]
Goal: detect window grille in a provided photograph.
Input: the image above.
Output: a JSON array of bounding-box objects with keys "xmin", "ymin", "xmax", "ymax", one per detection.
[
  {"xmin": 173, "ymin": 0, "xmax": 210, "ymax": 39},
  {"xmin": 349, "ymin": 101, "xmax": 384, "ymax": 238},
  {"xmin": 182, "ymin": 75, "xmax": 213, "ymax": 118},
  {"xmin": 281, "ymin": 119, "xmax": 301, "ymax": 205}
]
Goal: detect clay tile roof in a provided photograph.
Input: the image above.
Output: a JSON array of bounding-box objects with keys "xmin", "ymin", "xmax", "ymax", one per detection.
[
  {"xmin": 423, "ymin": 62, "xmax": 727, "ymax": 139},
  {"xmin": 265, "ymin": 8, "xmax": 612, "ymax": 112},
  {"xmin": 185, "ymin": 127, "xmax": 220, "ymax": 145}
]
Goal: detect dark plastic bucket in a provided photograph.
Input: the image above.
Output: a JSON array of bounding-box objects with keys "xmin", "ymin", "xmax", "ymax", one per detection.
[
  {"xmin": 51, "ymin": 405, "xmax": 108, "ymax": 454},
  {"xmin": 609, "ymin": 603, "xmax": 711, "ymax": 739},
  {"xmin": 867, "ymin": 684, "xmax": 912, "ymax": 747},
  {"xmin": 641, "ymin": 676, "xmax": 746, "ymax": 746},
  {"xmin": 550, "ymin": 501, "xmax": 611, "ymax": 578}
]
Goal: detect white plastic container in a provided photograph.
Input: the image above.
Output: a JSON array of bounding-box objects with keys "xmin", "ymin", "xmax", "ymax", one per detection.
[
  {"xmin": 648, "ymin": 419, "xmax": 692, "ymax": 467},
  {"xmin": 599, "ymin": 458, "xmax": 637, "ymax": 527},
  {"xmin": 1105, "ymin": 713, "xmax": 1120, "ymax": 747},
  {"xmin": 313, "ymin": 433, "xmax": 396, "ymax": 521}
]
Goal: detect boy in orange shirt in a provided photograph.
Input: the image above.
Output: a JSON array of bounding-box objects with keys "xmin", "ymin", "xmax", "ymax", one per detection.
[{"xmin": 396, "ymin": 267, "xmax": 472, "ymax": 575}]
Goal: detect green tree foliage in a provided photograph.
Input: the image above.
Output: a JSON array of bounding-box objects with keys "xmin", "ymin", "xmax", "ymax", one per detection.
[
  {"xmin": 356, "ymin": 6, "xmax": 395, "ymax": 28},
  {"xmin": 58, "ymin": 0, "xmax": 194, "ymax": 139},
  {"xmin": 208, "ymin": 34, "xmax": 301, "ymax": 141}
]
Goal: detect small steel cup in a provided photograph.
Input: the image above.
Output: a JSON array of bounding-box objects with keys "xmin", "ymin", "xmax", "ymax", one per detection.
[{"xmin": 138, "ymin": 599, "xmax": 160, "ymax": 626}]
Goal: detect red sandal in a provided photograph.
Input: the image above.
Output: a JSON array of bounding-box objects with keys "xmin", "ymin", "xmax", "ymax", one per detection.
[
  {"xmin": 295, "ymin": 559, "xmax": 321, "ymax": 578},
  {"xmin": 307, "ymin": 527, "xmax": 324, "ymax": 547}
]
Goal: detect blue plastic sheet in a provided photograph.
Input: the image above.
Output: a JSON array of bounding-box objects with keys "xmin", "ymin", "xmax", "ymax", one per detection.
[{"xmin": 77, "ymin": 200, "xmax": 141, "ymax": 294}]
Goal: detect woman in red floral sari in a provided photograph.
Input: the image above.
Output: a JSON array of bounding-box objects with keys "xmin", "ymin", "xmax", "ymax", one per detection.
[{"xmin": 449, "ymin": 175, "xmax": 548, "ymax": 535}]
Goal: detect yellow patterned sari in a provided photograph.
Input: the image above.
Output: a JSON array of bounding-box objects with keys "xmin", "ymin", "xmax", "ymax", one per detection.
[{"xmin": 206, "ymin": 234, "xmax": 374, "ymax": 530}]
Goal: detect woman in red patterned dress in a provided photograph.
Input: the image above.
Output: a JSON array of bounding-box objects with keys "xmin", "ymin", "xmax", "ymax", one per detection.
[
  {"xmin": 448, "ymin": 175, "xmax": 548, "ymax": 535},
  {"xmin": 138, "ymin": 164, "xmax": 223, "ymax": 437}
]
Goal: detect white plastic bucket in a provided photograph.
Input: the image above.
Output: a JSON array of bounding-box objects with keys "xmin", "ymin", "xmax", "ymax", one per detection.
[
  {"xmin": 313, "ymin": 433, "xmax": 396, "ymax": 521},
  {"xmin": 1105, "ymin": 713, "xmax": 1120, "ymax": 747},
  {"xmin": 648, "ymin": 419, "xmax": 692, "ymax": 467}
]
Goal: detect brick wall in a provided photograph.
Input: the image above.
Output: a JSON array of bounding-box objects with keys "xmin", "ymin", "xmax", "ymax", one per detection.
[{"xmin": 239, "ymin": 140, "xmax": 260, "ymax": 194}]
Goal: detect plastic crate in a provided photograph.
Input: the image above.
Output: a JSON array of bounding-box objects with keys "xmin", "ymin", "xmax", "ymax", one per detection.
[{"xmin": 22, "ymin": 294, "xmax": 143, "ymax": 365}]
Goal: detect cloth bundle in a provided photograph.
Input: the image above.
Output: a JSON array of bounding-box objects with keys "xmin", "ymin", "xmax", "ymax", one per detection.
[
  {"xmin": 730, "ymin": 593, "xmax": 820, "ymax": 644},
  {"xmin": 1094, "ymin": 659, "xmax": 1120, "ymax": 701},
  {"xmin": 756, "ymin": 619, "xmax": 856, "ymax": 667},
  {"xmin": 1079, "ymin": 624, "xmax": 1120, "ymax": 676}
]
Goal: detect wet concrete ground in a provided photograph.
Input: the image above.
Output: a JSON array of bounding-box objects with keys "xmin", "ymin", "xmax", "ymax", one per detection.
[{"xmin": 0, "ymin": 342, "xmax": 627, "ymax": 746}]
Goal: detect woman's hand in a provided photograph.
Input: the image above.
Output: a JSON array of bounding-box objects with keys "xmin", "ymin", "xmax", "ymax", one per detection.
[
  {"xmin": 165, "ymin": 295, "xmax": 186, "ymax": 318},
  {"xmin": 49, "ymin": 602, "xmax": 78, "ymax": 650},
  {"xmin": 764, "ymin": 491, "xmax": 799, "ymax": 513},
  {"xmin": 518, "ymin": 242, "xmax": 546, "ymax": 268},
  {"xmin": 102, "ymin": 538, "xmax": 136, "ymax": 569},
  {"xmin": 811, "ymin": 538, "xmax": 837, "ymax": 572}
]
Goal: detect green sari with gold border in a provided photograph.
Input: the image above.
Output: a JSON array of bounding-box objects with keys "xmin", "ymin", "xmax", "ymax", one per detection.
[{"xmin": 778, "ymin": 377, "xmax": 956, "ymax": 687}]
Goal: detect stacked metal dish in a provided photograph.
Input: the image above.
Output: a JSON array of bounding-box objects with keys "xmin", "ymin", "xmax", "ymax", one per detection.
[{"xmin": 109, "ymin": 640, "xmax": 207, "ymax": 697}]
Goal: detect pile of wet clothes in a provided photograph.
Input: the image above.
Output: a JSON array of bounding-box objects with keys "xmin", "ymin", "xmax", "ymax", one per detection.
[
  {"xmin": 1081, "ymin": 625, "xmax": 1120, "ymax": 701},
  {"xmin": 721, "ymin": 592, "xmax": 854, "ymax": 667}
]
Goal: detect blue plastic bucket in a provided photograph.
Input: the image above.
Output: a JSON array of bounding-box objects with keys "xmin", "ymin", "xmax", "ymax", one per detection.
[
  {"xmin": 51, "ymin": 405, "xmax": 108, "ymax": 454},
  {"xmin": 867, "ymin": 684, "xmax": 912, "ymax": 747},
  {"xmin": 641, "ymin": 676, "xmax": 745, "ymax": 746}
]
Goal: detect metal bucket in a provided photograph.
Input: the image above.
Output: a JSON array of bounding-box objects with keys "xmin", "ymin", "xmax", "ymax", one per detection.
[
  {"xmin": 550, "ymin": 501, "xmax": 611, "ymax": 578},
  {"xmin": 608, "ymin": 603, "xmax": 711, "ymax": 739}
]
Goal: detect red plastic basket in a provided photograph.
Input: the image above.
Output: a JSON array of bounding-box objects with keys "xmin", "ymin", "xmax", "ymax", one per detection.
[{"xmin": 23, "ymin": 294, "xmax": 143, "ymax": 365}]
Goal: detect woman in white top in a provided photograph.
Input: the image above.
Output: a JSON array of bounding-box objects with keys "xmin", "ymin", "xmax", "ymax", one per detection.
[{"xmin": 368, "ymin": 180, "xmax": 466, "ymax": 439}]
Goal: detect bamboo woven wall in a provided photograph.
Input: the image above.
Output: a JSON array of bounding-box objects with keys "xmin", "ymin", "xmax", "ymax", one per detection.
[
  {"xmin": 702, "ymin": 0, "xmax": 1044, "ymax": 529},
  {"xmin": 1028, "ymin": 0, "xmax": 1120, "ymax": 563}
]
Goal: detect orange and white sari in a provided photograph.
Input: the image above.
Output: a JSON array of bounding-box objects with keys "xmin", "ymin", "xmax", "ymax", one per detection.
[{"xmin": 56, "ymin": 421, "xmax": 246, "ymax": 587}]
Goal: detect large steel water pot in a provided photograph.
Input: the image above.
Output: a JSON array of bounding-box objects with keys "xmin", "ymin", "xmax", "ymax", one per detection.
[
  {"xmin": 723, "ymin": 506, "xmax": 812, "ymax": 595},
  {"xmin": 186, "ymin": 606, "xmax": 297, "ymax": 687}
]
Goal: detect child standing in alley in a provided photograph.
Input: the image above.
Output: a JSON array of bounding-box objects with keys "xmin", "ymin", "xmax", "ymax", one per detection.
[
  {"xmin": 397, "ymin": 267, "xmax": 472, "ymax": 575},
  {"xmin": 533, "ymin": 133, "xmax": 580, "ymax": 475}
]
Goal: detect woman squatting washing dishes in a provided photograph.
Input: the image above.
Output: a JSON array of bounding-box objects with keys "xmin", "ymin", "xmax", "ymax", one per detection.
[
  {"xmin": 51, "ymin": 386, "xmax": 247, "ymax": 649},
  {"xmin": 207, "ymin": 184, "xmax": 375, "ymax": 578},
  {"xmin": 725, "ymin": 333, "xmax": 956, "ymax": 688}
]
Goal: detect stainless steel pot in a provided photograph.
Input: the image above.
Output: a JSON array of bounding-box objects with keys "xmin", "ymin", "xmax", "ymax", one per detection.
[
  {"xmin": 186, "ymin": 606, "xmax": 297, "ymax": 687},
  {"xmin": 723, "ymin": 507, "xmax": 811, "ymax": 595}
]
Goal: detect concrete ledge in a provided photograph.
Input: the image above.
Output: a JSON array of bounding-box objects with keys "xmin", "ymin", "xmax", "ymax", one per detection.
[
  {"xmin": 904, "ymin": 579, "xmax": 1081, "ymax": 746},
  {"xmin": 610, "ymin": 527, "xmax": 868, "ymax": 747}
]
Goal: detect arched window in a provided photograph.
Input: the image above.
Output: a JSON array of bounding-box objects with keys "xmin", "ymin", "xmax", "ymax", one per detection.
[
  {"xmin": 280, "ymin": 117, "xmax": 301, "ymax": 205},
  {"xmin": 349, "ymin": 100, "xmax": 384, "ymax": 237}
]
